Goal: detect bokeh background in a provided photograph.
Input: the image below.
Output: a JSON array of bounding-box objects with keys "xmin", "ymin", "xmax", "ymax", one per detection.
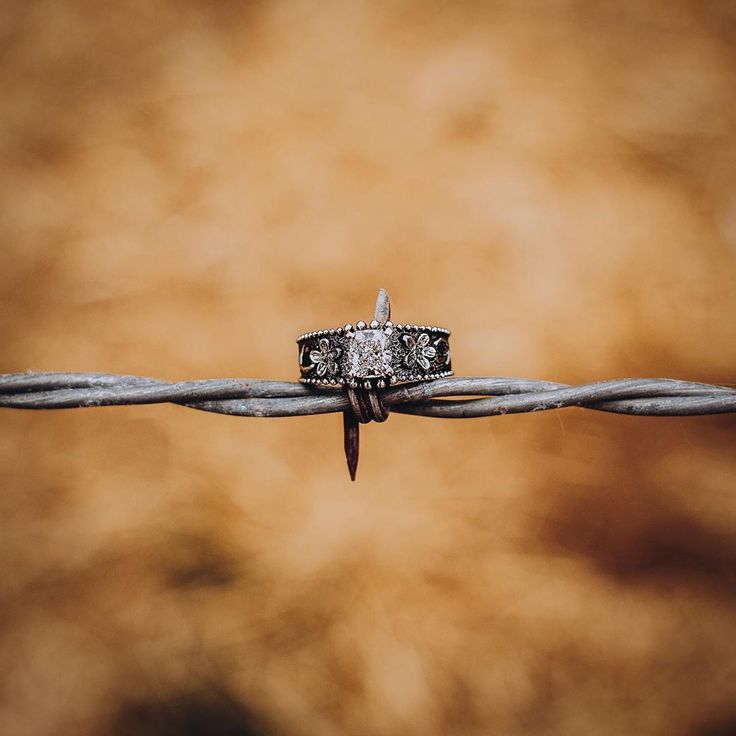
[{"xmin": 1, "ymin": 1, "xmax": 736, "ymax": 734}]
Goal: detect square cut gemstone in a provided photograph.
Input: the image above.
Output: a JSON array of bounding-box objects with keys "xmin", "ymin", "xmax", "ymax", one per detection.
[{"xmin": 347, "ymin": 329, "xmax": 392, "ymax": 378}]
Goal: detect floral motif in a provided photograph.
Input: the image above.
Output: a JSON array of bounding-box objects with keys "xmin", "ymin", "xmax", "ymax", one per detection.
[
  {"xmin": 310, "ymin": 338, "xmax": 341, "ymax": 376},
  {"xmin": 402, "ymin": 332, "xmax": 437, "ymax": 371},
  {"xmin": 435, "ymin": 337, "xmax": 451, "ymax": 365}
]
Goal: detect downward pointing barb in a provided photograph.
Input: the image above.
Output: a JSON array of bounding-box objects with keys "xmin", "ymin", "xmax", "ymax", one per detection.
[{"xmin": 343, "ymin": 410, "xmax": 360, "ymax": 481}]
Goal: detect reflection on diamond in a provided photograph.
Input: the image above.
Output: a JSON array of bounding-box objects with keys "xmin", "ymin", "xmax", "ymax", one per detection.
[{"xmin": 347, "ymin": 330, "xmax": 392, "ymax": 378}]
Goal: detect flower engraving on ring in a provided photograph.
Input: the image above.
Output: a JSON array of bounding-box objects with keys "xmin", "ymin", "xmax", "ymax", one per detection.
[
  {"xmin": 309, "ymin": 338, "xmax": 341, "ymax": 376},
  {"xmin": 402, "ymin": 332, "xmax": 437, "ymax": 371}
]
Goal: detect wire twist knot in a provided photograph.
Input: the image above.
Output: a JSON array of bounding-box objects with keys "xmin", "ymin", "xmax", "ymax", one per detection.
[{"xmin": 346, "ymin": 386, "xmax": 390, "ymax": 423}]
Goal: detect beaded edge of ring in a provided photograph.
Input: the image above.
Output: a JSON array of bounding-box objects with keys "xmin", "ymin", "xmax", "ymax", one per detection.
[{"xmin": 296, "ymin": 324, "xmax": 451, "ymax": 342}]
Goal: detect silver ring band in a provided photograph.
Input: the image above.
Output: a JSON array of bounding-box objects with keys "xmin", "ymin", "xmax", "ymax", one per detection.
[{"xmin": 297, "ymin": 320, "xmax": 452, "ymax": 388}]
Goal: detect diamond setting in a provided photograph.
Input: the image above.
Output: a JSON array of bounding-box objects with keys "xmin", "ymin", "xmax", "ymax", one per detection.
[
  {"xmin": 297, "ymin": 322, "xmax": 451, "ymax": 387},
  {"xmin": 347, "ymin": 329, "xmax": 393, "ymax": 379}
]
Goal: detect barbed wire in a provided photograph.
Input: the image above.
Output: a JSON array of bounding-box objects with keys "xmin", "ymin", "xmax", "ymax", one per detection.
[
  {"xmin": 1, "ymin": 372, "xmax": 734, "ymax": 417},
  {"xmin": 5, "ymin": 290, "xmax": 732, "ymax": 480}
]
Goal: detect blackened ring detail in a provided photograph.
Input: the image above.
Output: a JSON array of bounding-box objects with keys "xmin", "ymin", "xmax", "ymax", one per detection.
[{"xmin": 297, "ymin": 321, "xmax": 452, "ymax": 389}]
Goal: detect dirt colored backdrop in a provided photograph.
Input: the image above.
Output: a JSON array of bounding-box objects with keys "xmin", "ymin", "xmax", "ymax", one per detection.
[{"xmin": 1, "ymin": 1, "xmax": 735, "ymax": 735}]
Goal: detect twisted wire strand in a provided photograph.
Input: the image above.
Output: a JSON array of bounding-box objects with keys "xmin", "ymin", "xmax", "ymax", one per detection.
[{"xmin": 0, "ymin": 372, "xmax": 734, "ymax": 417}]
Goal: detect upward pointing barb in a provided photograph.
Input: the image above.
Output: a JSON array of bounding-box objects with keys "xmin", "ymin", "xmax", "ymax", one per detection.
[{"xmin": 374, "ymin": 288, "xmax": 391, "ymax": 326}]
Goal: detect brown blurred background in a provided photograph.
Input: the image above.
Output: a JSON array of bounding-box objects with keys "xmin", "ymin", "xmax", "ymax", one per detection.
[{"xmin": 1, "ymin": 1, "xmax": 736, "ymax": 734}]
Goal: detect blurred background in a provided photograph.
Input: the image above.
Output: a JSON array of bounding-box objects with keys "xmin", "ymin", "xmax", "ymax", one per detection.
[{"xmin": 1, "ymin": 1, "xmax": 736, "ymax": 734}]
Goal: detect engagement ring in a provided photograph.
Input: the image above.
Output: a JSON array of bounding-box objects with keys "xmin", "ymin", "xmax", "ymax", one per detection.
[{"xmin": 297, "ymin": 320, "xmax": 452, "ymax": 389}]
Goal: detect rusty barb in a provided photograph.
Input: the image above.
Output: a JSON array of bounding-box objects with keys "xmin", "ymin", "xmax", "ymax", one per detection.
[
  {"xmin": 1, "ymin": 288, "xmax": 734, "ymax": 480},
  {"xmin": 343, "ymin": 288, "xmax": 392, "ymax": 480}
]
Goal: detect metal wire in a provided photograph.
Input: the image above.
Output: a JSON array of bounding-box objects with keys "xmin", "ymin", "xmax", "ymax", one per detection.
[
  {"xmin": 0, "ymin": 372, "xmax": 734, "ymax": 417},
  {"xmin": 6, "ymin": 288, "xmax": 728, "ymax": 482}
]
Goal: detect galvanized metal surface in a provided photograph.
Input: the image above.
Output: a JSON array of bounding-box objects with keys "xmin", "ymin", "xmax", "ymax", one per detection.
[{"xmin": 1, "ymin": 373, "xmax": 733, "ymax": 416}]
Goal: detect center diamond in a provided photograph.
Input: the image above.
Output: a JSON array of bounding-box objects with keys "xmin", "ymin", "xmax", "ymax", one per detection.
[{"xmin": 347, "ymin": 329, "xmax": 392, "ymax": 378}]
